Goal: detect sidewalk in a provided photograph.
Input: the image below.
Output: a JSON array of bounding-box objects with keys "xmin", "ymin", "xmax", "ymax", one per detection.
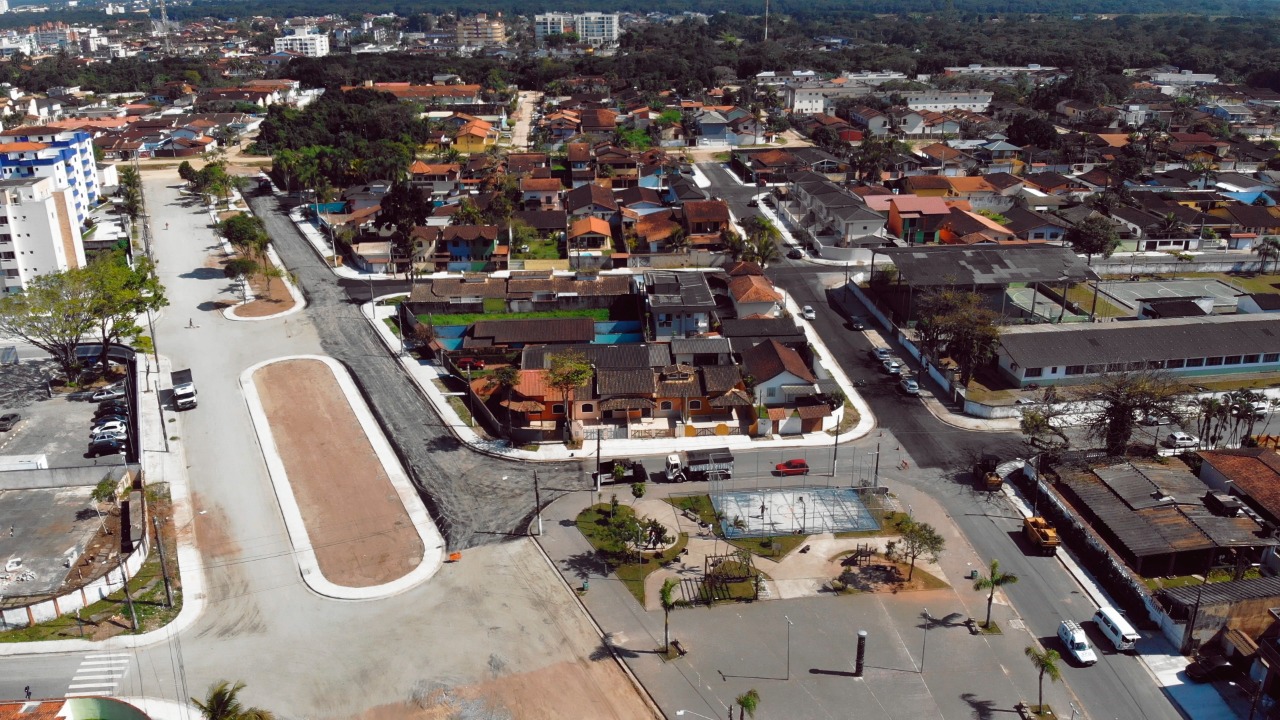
[
  {"xmin": 1000, "ymin": 464, "xmax": 1235, "ymax": 720},
  {"xmin": 0, "ymin": 353, "xmax": 204, "ymax": 656},
  {"xmin": 362, "ymin": 295, "xmax": 876, "ymax": 462},
  {"xmin": 827, "ymin": 284, "xmax": 1022, "ymax": 433}
]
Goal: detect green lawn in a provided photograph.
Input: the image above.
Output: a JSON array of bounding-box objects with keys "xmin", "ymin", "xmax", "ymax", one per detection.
[
  {"xmin": 1065, "ymin": 283, "xmax": 1127, "ymax": 318},
  {"xmin": 577, "ymin": 503, "xmax": 689, "ymax": 604},
  {"xmin": 420, "ymin": 308, "xmax": 610, "ymax": 325},
  {"xmin": 514, "ymin": 238, "xmax": 563, "ymax": 260},
  {"xmin": 666, "ymin": 495, "xmax": 718, "ymax": 526},
  {"xmin": 726, "ymin": 534, "xmax": 807, "ymax": 559}
]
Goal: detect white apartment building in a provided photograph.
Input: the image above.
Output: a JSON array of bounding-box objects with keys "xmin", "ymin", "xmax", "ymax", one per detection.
[
  {"xmin": 0, "ymin": 176, "xmax": 84, "ymax": 294},
  {"xmin": 1149, "ymin": 69, "xmax": 1219, "ymax": 85},
  {"xmin": 840, "ymin": 70, "xmax": 909, "ymax": 85},
  {"xmin": 534, "ymin": 12, "xmax": 618, "ymax": 46},
  {"xmin": 894, "ymin": 90, "xmax": 993, "ymax": 112},
  {"xmin": 782, "ymin": 81, "xmax": 872, "ymax": 114},
  {"xmin": 274, "ymin": 27, "xmax": 329, "ymax": 57},
  {"xmin": 943, "ymin": 63, "xmax": 1057, "ymax": 79},
  {"xmin": 0, "ymin": 126, "xmax": 99, "ymax": 230}
]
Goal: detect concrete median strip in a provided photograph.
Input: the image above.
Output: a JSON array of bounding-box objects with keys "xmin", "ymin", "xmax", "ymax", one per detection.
[{"xmin": 240, "ymin": 354, "xmax": 445, "ymax": 599}]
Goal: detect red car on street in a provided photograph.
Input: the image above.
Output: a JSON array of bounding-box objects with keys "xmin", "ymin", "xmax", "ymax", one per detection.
[
  {"xmin": 775, "ymin": 459, "xmax": 810, "ymax": 476},
  {"xmin": 456, "ymin": 357, "xmax": 486, "ymax": 371}
]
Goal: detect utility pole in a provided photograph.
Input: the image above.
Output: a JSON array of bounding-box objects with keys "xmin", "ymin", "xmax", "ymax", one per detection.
[
  {"xmin": 117, "ymin": 553, "xmax": 138, "ymax": 630},
  {"xmin": 533, "ymin": 472, "xmax": 543, "ymax": 536},
  {"xmin": 831, "ymin": 425, "xmax": 839, "ymax": 477},
  {"xmin": 152, "ymin": 515, "xmax": 173, "ymax": 608},
  {"xmin": 873, "ymin": 442, "xmax": 881, "ymax": 489},
  {"xmin": 594, "ymin": 425, "xmax": 603, "ymax": 492}
]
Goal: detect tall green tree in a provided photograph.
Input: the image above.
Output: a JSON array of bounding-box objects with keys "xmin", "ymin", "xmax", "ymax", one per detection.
[
  {"xmin": 972, "ymin": 559, "xmax": 1019, "ymax": 629},
  {"xmin": 1252, "ymin": 236, "xmax": 1280, "ymax": 274},
  {"xmin": 546, "ymin": 350, "xmax": 593, "ymax": 422},
  {"xmin": 193, "ymin": 680, "xmax": 276, "ymax": 720},
  {"xmin": 1066, "ymin": 215, "xmax": 1121, "ymax": 265},
  {"xmin": 484, "ymin": 365, "xmax": 521, "ymax": 441},
  {"xmin": 1023, "ymin": 646, "xmax": 1062, "ymax": 713},
  {"xmin": 1079, "ymin": 371, "xmax": 1189, "ymax": 456},
  {"xmin": 0, "ymin": 269, "xmax": 99, "ymax": 379},
  {"xmin": 885, "ymin": 518, "xmax": 945, "ymax": 581},
  {"xmin": 84, "ymin": 254, "xmax": 168, "ymax": 369},
  {"xmin": 378, "ymin": 181, "xmax": 432, "ymax": 272},
  {"xmin": 659, "ymin": 577, "xmax": 678, "ymax": 654}
]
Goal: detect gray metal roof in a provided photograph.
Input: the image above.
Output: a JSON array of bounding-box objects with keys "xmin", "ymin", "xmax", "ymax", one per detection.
[
  {"xmin": 882, "ymin": 245, "xmax": 1095, "ymax": 287},
  {"xmin": 520, "ymin": 343, "xmax": 666, "ymax": 370},
  {"xmin": 1160, "ymin": 575, "xmax": 1280, "ymax": 609},
  {"xmin": 670, "ymin": 337, "xmax": 732, "ymax": 355},
  {"xmin": 1000, "ymin": 314, "xmax": 1280, "ymax": 369},
  {"xmin": 645, "ymin": 270, "xmax": 716, "ymax": 310}
]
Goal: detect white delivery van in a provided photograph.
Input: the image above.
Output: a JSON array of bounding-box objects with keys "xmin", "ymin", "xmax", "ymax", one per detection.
[
  {"xmin": 1093, "ymin": 606, "xmax": 1140, "ymax": 653},
  {"xmin": 1057, "ymin": 620, "xmax": 1098, "ymax": 665}
]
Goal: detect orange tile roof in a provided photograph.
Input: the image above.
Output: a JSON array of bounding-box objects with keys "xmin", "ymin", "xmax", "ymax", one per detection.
[
  {"xmin": 728, "ymin": 274, "xmax": 782, "ymax": 304},
  {"xmin": 0, "ymin": 141, "xmax": 49, "ymax": 151},
  {"xmin": 568, "ymin": 216, "xmax": 612, "ymax": 238}
]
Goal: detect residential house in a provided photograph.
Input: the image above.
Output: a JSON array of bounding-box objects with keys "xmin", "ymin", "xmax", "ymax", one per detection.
[
  {"xmin": 670, "ymin": 337, "xmax": 733, "ymax": 366},
  {"xmin": 435, "ymin": 225, "xmax": 504, "ymax": 270},
  {"xmin": 916, "ymin": 143, "xmax": 978, "ymax": 176},
  {"xmin": 1238, "ymin": 294, "xmax": 1280, "ymax": 314},
  {"xmin": 937, "ymin": 207, "xmax": 1017, "ymax": 244},
  {"xmin": 408, "ymin": 161, "xmax": 461, "ymax": 197},
  {"xmin": 566, "ymin": 216, "xmax": 613, "ymax": 257},
  {"xmin": 680, "ymin": 199, "xmax": 731, "ymax": 248},
  {"xmin": 902, "ymin": 175, "xmax": 953, "ymax": 197},
  {"xmin": 945, "ymin": 176, "xmax": 1011, "ymax": 212},
  {"xmin": 564, "ymin": 182, "xmax": 618, "ymax": 220},
  {"xmin": 520, "ymin": 176, "xmax": 565, "ymax": 210},
  {"xmin": 579, "ymin": 108, "xmax": 618, "ymax": 135},
  {"xmin": 732, "ymin": 148, "xmax": 803, "ymax": 185},
  {"xmin": 1001, "ymin": 206, "xmax": 1069, "ymax": 242},
  {"xmin": 511, "ymin": 210, "xmax": 567, "ymax": 241},
  {"xmin": 466, "ymin": 317, "xmax": 594, "ymax": 349},
  {"xmin": 864, "ymin": 195, "xmax": 954, "ymax": 244},
  {"xmin": 566, "ymin": 142, "xmax": 594, "ymax": 186},
  {"xmin": 452, "ymin": 119, "xmax": 497, "ymax": 153},
  {"xmin": 726, "ymin": 275, "xmax": 782, "ymax": 318},
  {"xmin": 1022, "ymin": 172, "xmax": 1090, "ymax": 199},
  {"xmin": 645, "ymin": 270, "xmax": 716, "ymax": 339}
]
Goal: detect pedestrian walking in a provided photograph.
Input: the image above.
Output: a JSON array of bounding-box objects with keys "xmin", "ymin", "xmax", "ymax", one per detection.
[
  {"xmin": 188, "ymin": 318, "xmax": 194, "ymax": 328},
  {"xmin": 24, "ymin": 686, "xmax": 31, "ymax": 700},
  {"xmin": 165, "ymin": 222, "xmax": 169, "ymax": 230}
]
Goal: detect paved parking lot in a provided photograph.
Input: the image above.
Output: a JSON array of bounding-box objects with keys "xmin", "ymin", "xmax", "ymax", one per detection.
[
  {"xmin": 0, "ymin": 486, "xmax": 101, "ymax": 596},
  {"xmin": 0, "ymin": 360, "xmax": 123, "ymax": 468}
]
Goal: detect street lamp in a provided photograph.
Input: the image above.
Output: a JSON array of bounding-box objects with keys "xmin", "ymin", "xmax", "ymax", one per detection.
[
  {"xmin": 465, "ymin": 365, "xmax": 474, "ymax": 428},
  {"xmin": 798, "ymin": 495, "xmax": 806, "ymax": 533},
  {"xmin": 920, "ymin": 608, "xmax": 930, "ymax": 674},
  {"xmin": 784, "ymin": 614, "xmax": 794, "ymax": 680}
]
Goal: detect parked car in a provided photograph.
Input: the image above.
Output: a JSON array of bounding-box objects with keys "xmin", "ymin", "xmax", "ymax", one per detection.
[
  {"xmin": 899, "ymin": 378, "xmax": 920, "ymax": 395},
  {"xmin": 94, "ymin": 405, "xmax": 129, "ymax": 419},
  {"xmin": 747, "ymin": 198, "xmax": 759, "ymax": 207},
  {"xmin": 801, "ymin": 306, "xmax": 817, "ymax": 321},
  {"xmin": 1057, "ymin": 620, "xmax": 1098, "ymax": 666},
  {"xmin": 1165, "ymin": 431, "xmax": 1199, "ymax": 448},
  {"xmin": 98, "ymin": 398, "xmax": 128, "ymax": 410},
  {"xmin": 775, "ymin": 459, "xmax": 810, "ymax": 476},
  {"xmin": 1186, "ymin": 655, "xmax": 1236, "ymax": 682},
  {"xmin": 94, "ymin": 414, "xmax": 129, "ymax": 427},
  {"xmin": 1139, "ymin": 413, "xmax": 1174, "ymax": 426},
  {"xmin": 848, "ymin": 316, "xmax": 866, "ymax": 331},
  {"xmin": 455, "ymin": 357, "xmax": 486, "ymax": 371},
  {"xmin": 0, "ymin": 413, "xmax": 19, "ymax": 431},
  {"xmin": 90, "ymin": 430, "xmax": 128, "ymax": 444},
  {"xmin": 91, "ymin": 420, "xmax": 127, "ymax": 436},
  {"xmin": 882, "ymin": 359, "xmax": 902, "ymax": 375},
  {"xmin": 787, "ymin": 248, "xmax": 803, "ymax": 259},
  {"xmin": 869, "ymin": 347, "xmax": 891, "ymax": 362},
  {"xmin": 91, "ymin": 387, "xmax": 125, "ymax": 402},
  {"xmin": 86, "ymin": 439, "xmax": 126, "ymax": 458}
]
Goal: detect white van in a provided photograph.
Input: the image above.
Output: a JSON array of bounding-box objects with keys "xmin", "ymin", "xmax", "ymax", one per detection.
[
  {"xmin": 1057, "ymin": 620, "xmax": 1097, "ymax": 665},
  {"xmin": 1093, "ymin": 606, "xmax": 1140, "ymax": 653}
]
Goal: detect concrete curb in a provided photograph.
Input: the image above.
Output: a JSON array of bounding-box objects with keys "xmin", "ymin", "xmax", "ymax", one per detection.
[
  {"xmin": 0, "ymin": 354, "xmax": 207, "ymax": 656},
  {"xmin": 528, "ymin": 535, "xmax": 665, "ymax": 720},
  {"xmin": 239, "ymin": 355, "xmax": 447, "ymax": 600},
  {"xmin": 999, "ymin": 472, "xmax": 1234, "ymax": 719},
  {"xmin": 362, "ymin": 296, "xmax": 877, "ymax": 463},
  {"xmin": 222, "ymin": 245, "xmax": 307, "ymax": 322}
]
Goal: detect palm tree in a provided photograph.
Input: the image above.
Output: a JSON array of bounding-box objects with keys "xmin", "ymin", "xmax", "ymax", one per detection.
[
  {"xmin": 193, "ymin": 680, "xmax": 276, "ymax": 720},
  {"xmin": 736, "ymin": 688, "xmax": 761, "ymax": 720},
  {"xmin": 1252, "ymin": 236, "xmax": 1280, "ymax": 274},
  {"xmin": 1023, "ymin": 645, "xmax": 1062, "ymax": 714},
  {"xmin": 659, "ymin": 578, "xmax": 678, "ymax": 653},
  {"xmin": 972, "ymin": 559, "xmax": 1019, "ymax": 629},
  {"xmin": 668, "ymin": 229, "xmax": 691, "ymax": 255},
  {"xmin": 746, "ymin": 234, "xmax": 780, "ymax": 268}
]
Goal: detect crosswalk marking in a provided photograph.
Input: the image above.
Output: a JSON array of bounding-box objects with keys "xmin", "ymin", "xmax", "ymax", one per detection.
[{"xmin": 67, "ymin": 653, "xmax": 131, "ymax": 699}]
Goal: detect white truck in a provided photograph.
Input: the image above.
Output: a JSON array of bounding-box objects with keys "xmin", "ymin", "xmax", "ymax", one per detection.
[
  {"xmin": 665, "ymin": 448, "xmax": 734, "ymax": 483},
  {"xmin": 1057, "ymin": 620, "xmax": 1098, "ymax": 665},
  {"xmin": 171, "ymin": 369, "xmax": 198, "ymax": 410}
]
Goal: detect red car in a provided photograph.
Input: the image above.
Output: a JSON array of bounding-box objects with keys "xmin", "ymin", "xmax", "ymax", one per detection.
[
  {"xmin": 456, "ymin": 357, "xmax": 486, "ymax": 371},
  {"xmin": 775, "ymin": 459, "xmax": 810, "ymax": 476}
]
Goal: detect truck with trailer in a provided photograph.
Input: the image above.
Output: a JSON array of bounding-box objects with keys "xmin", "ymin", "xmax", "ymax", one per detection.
[
  {"xmin": 1023, "ymin": 516, "xmax": 1060, "ymax": 555},
  {"xmin": 665, "ymin": 448, "xmax": 734, "ymax": 483},
  {"xmin": 171, "ymin": 369, "xmax": 198, "ymax": 410}
]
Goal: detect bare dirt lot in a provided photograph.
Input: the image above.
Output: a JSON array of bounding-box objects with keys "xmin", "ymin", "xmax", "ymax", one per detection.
[{"xmin": 254, "ymin": 359, "xmax": 423, "ymax": 587}]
